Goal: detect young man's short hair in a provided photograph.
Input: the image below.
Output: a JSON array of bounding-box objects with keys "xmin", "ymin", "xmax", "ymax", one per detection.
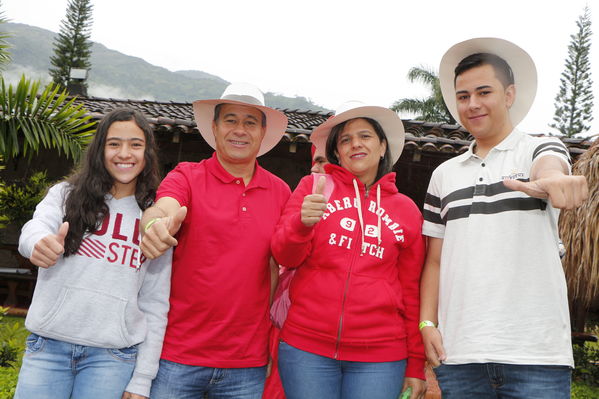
[{"xmin": 454, "ymin": 53, "xmax": 515, "ymax": 89}]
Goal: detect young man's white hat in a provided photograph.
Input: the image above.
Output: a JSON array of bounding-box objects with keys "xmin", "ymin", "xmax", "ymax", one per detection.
[{"xmin": 439, "ymin": 37, "xmax": 537, "ymax": 127}]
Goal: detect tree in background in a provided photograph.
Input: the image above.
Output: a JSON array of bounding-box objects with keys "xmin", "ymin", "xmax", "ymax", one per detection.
[
  {"xmin": 391, "ymin": 66, "xmax": 456, "ymax": 124},
  {"xmin": 49, "ymin": 0, "xmax": 93, "ymax": 93},
  {"xmin": 0, "ymin": 2, "xmax": 94, "ymax": 163},
  {"xmin": 551, "ymin": 6, "xmax": 594, "ymax": 137}
]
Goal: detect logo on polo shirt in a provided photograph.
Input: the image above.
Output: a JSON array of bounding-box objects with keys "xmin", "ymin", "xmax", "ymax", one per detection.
[{"xmin": 501, "ymin": 169, "xmax": 525, "ymax": 180}]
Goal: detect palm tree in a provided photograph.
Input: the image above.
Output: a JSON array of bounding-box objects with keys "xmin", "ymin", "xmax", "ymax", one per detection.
[
  {"xmin": 391, "ymin": 66, "xmax": 456, "ymax": 124},
  {"xmin": 0, "ymin": 3, "xmax": 94, "ymax": 162}
]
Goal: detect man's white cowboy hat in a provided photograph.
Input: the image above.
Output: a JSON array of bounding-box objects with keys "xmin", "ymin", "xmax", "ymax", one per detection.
[
  {"xmin": 193, "ymin": 82, "xmax": 288, "ymax": 156},
  {"xmin": 310, "ymin": 101, "xmax": 405, "ymax": 164},
  {"xmin": 439, "ymin": 37, "xmax": 537, "ymax": 128}
]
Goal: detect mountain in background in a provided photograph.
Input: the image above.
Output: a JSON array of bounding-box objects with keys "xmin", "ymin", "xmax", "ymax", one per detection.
[{"xmin": 3, "ymin": 23, "xmax": 329, "ymax": 111}]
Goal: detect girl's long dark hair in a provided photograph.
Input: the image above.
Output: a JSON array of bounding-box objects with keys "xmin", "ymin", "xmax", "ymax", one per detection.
[{"xmin": 63, "ymin": 108, "xmax": 161, "ymax": 256}]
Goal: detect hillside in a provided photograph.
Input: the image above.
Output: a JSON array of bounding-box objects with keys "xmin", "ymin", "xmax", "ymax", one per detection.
[{"xmin": 3, "ymin": 22, "xmax": 328, "ymax": 111}]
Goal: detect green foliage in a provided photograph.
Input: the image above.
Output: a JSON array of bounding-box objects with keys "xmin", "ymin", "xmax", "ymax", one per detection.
[
  {"xmin": 0, "ymin": 365, "xmax": 18, "ymax": 398},
  {"xmin": 551, "ymin": 6, "xmax": 594, "ymax": 137},
  {"xmin": 0, "ymin": 75, "xmax": 95, "ymax": 161},
  {"xmin": 391, "ymin": 66, "xmax": 456, "ymax": 124},
  {"xmin": 573, "ymin": 340, "xmax": 599, "ymax": 386},
  {"xmin": 572, "ymin": 380, "xmax": 599, "ymax": 398},
  {"xmin": 0, "ymin": 171, "xmax": 52, "ymax": 228},
  {"xmin": 0, "ymin": 310, "xmax": 26, "ymax": 398},
  {"xmin": 49, "ymin": 0, "xmax": 93, "ymax": 91}
]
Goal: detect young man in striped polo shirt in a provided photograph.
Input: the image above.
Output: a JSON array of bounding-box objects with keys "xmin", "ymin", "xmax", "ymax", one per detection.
[{"xmin": 419, "ymin": 38, "xmax": 588, "ymax": 399}]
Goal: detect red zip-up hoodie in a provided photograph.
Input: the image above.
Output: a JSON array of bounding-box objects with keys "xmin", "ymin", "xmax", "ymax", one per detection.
[{"xmin": 271, "ymin": 164, "xmax": 426, "ymax": 379}]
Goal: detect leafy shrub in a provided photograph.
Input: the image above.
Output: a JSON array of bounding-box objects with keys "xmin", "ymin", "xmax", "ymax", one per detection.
[
  {"xmin": 572, "ymin": 380, "xmax": 599, "ymax": 398},
  {"xmin": 573, "ymin": 340, "xmax": 599, "ymax": 386},
  {"xmin": 0, "ymin": 308, "xmax": 26, "ymax": 398},
  {"xmin": 0, "ymin": 171, "xmax": 52, "ymax": 228},
  {"xmin": 0, "ymin": 365, "xmax": 19, "ymax": 399}
]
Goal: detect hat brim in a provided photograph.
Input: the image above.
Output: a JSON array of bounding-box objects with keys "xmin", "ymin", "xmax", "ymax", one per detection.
[
  {"xmin": 192, "ymin": 99, "xmax": 288, "ymax": 157},
  {"xmin": 310, "ymin": 106, "xmax": 405, "ymax": 165},
  {"xmin": 439, "ymin": 37, "xmax": 537, "ymax": 128}
]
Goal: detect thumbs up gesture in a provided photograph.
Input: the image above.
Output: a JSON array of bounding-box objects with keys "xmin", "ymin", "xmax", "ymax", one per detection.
[
  {"xmin": 30, "ymin": 221, "xmax": 69, "ymax": 268},
  {"xmin": 141, "ymin": 206, "xmax": 188, "ymax": 259},
  {"xmin": 301, "ymin": 176, "xmax": 328, "ymax": 227}
]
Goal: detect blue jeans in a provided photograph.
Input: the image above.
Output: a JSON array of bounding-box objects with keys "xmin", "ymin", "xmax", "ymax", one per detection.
[
  {"xmin": 278, "ymin": 341, "xmax": 406, "ymax": 399},
  {"xmin": 150, "ymin": 358, "xmax": 267, "ymax": 399},
  {"xmin": 14, "ymin": 333, "xmax": 137, "ymax": 399},
  {"xmin": 434, "ymin": 363, "xmax": 571, "ymax": 399}
]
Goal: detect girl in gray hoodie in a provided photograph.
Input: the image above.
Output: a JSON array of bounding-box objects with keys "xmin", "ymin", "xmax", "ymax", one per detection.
[{"xmin": 14, "ymin": 108, "xmax": 172, "ymax": 399}]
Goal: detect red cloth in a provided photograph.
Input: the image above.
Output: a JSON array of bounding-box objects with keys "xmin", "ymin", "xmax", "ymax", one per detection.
[
  {"xmin": 157, "ymin": 153, "xmax": 291, "ymax": 367},
  {"xmin": 262, "ymin": 326, "xmax": 286, "ymax": 399},
  {"xmin": 271, "ymin": 164, "xmax": 426, "ymax": 379}
]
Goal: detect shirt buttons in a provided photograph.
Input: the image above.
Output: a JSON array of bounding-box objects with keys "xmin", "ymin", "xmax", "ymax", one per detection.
[
  {"xmin": 235, "ymin": 180, "xmax": 240, "ymax": 184},
  {"xmin": 481, "ymin": 163, "xmax": 486, "ymax": 167},
  {"xmin": 242, "ymin": 207, "xmax": 247, "ymax": 212},
  {"xmin": 242, "ymin": 193, "xmax": 246, "ymax": 197},
  {"xmin": 479, "ymin": 177, "xmax": 483, "ymax": 182}
]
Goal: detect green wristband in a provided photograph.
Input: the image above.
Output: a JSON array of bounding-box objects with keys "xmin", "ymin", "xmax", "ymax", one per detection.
[
  {"xmin": 144, "ymin": 217, "xmax": 161, "ymax": 233},
  {"xmin": 419, "ymin": 320, "xmax": 436, "ymax": 330}
]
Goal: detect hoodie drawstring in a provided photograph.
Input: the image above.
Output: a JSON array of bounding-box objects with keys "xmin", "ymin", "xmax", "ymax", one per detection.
[
  {"xmin": 376, "ymin": 184, "xmax": 381, "ymax": 246},
  {"xmin": 352, "ymin": 179, "xmax": 366, "ymax": 255},
  {"xmin": 352, "ymin": 180, "xmax": 382, "ymax": 254}
]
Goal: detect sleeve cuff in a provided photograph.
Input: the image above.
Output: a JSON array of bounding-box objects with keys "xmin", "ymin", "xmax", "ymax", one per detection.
[
  {"xmin": 125, "ymin": 372, "xmax": 153, "ymax": 398},
  {"xmin": 405, "ymin": 356, "xmax": 426, "ymax": 380},
  {"xmin": 289, "ymin": 212, "xmax": 315, "ymax": 240}
]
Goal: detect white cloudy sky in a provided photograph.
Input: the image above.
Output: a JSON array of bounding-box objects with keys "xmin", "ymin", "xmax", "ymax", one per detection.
[{"xmin": 3, "ymin": 0, "xmax": 598, "ymax": 136}]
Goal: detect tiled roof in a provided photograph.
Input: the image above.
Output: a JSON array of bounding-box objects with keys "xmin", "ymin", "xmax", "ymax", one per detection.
[{"xmin": 72, "ymin": 96, "xmax": 594, "ymax": 157}]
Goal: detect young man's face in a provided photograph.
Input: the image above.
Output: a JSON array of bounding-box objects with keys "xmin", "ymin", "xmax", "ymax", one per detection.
[
  {"xmin": 455, "ymin": 64, "xmax": 515, "ymax": 141},
  {"xmin": 212, "ymin": 103, "xmax": 266, "ymax": 165}
]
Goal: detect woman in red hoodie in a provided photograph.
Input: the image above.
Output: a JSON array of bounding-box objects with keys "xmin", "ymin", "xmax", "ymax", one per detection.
[{"xmin": 271, "ymin": 101, "xmax": 426, "ymax": 399}]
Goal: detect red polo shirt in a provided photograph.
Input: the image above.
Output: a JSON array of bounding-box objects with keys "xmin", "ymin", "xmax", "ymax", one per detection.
[{"xmin": 157, "ymin": 153, "xmax": 291, "ymax": 367}]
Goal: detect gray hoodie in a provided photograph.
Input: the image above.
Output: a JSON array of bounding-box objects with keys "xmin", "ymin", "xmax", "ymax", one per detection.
[{"xmin": 19, "ymin": 182, "xmax": 172, "ymax": 397}]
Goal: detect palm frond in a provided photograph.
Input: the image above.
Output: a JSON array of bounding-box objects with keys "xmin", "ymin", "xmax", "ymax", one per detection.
[{"xmin": 0, "ymin": 75, "xmax": 95, "ymax": 162}]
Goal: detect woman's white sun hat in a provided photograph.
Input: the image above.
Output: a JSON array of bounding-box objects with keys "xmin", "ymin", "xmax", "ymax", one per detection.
[
  {"xmin": 310, "ymin": 101, "xmax": 405, "ymax": 164},
  {"xmin": 193, "ymin": 82, "xmax": 288, "ymax": 156},
  {"xmin": 439, "ymin": 37, "xmax": 537, "ymax": 127}
]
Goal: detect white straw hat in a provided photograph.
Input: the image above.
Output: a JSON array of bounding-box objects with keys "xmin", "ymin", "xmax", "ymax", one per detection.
[
  {"xmin": 310, "ymin": 101, "xmax": 405, "ymax": 164},
  {"xmin": 192, "ymin": 82, "xmax": 288, "ymax": 156},
  {"xmin": 439, "ymin": 37, "xmax": 537, "ymax": 127}
]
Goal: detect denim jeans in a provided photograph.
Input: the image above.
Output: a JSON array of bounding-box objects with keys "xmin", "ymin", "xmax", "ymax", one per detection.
[
  {"xmin": 14, "ymin": 333, "xmax": 137, "ymax": 399},
  {"xmin": 434, "ymin": 362, "xmax": 571, "ymax": 399},
  {"xmin": 150, "ymin": 358, "xmax": 267, "ymax": 399},
  {"xmin": 278, "ymin": 341, "xmax": 406, "ymax": 399}
]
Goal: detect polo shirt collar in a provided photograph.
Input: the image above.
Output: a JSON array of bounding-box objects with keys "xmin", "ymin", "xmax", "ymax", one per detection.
[
  {"xmin": 494, "ymin": 128, "xmax": 523, "ymax": 151},
  {"xmin": 458, "ymin": 128, "xmax": 523, "ymax": 163},
  {"xmin": 206, "ymin": 152, "xmax": 269, "ymax": 189}
]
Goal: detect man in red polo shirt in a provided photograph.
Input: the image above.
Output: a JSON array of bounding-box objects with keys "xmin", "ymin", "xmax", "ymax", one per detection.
[{"xmin": 140, "ymin": 82, "xmax": 291, "ymax": 399}]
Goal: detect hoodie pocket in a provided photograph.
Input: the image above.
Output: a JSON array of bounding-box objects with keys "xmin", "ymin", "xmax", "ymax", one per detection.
[{"xmin": 37, "ymin": 286, "xmax": 130, "ymax": 348}]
